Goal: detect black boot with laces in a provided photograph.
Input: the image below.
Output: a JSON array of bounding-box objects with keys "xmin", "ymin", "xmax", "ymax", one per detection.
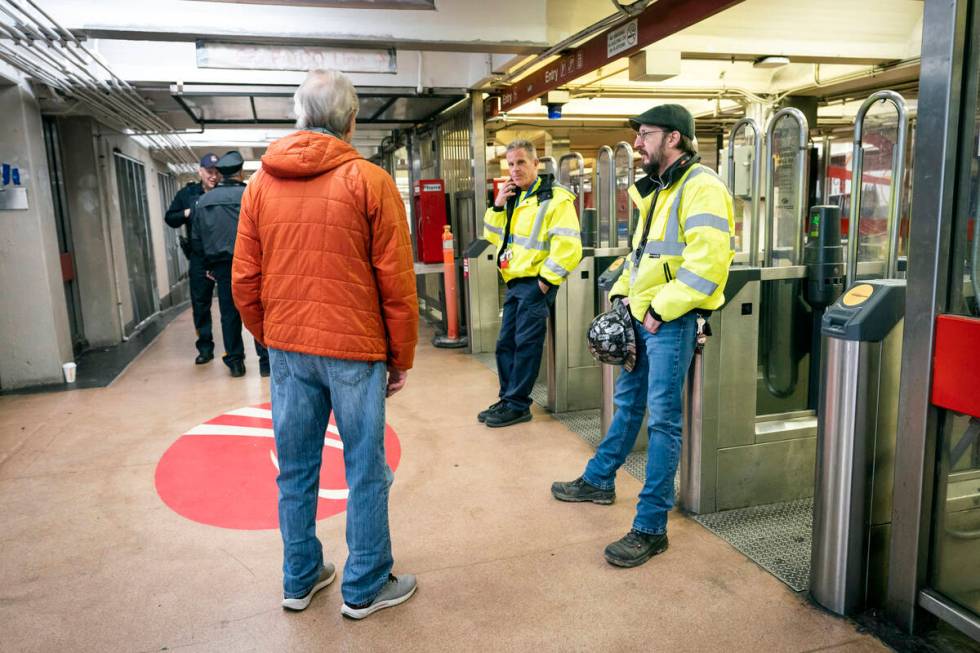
[{"xmin": 604, "ymin": 529, "xmax": 668, "ymax": 567}]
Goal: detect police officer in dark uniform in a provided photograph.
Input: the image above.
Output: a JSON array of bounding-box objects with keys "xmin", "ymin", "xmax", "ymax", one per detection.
[
  {"xmin": 194, "ymin": 151, "xmax": 269, "ymax": 378},
  {"xmin": 165, "ymin": 153, "xmax": 219, "ymax": 364}
]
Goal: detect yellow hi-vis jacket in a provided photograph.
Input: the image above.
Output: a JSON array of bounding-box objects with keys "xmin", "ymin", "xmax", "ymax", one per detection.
[
  {"xmin": 610, "ymin": 158, "xmax": 735, "ymax": 322},
  {"xmin": 483, "ymin": 175, "xmax": 583, "ymax": 286}
]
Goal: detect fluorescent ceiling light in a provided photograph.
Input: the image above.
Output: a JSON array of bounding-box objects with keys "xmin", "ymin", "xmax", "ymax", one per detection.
[
  {"xmin": 196, "ymin": 42, "xmax": 396, "ymax": 73},
  {"xmin": 753, "ymin": 56, "xmax": 790, "ymax": 69}
]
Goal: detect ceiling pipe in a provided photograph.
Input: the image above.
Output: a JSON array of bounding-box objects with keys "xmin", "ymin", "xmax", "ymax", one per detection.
[{"xmin": 0, "ymin": 0, "xmax": 197, "ymax": 172}]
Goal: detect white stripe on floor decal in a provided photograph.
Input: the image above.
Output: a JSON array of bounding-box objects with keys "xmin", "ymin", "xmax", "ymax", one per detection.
[
  {"xmin": 225, "ymin": 406, "xmax": 273, "ymax": 419},
  {"xmin": 187, "ymin": 424, "xmax": 274, "ymax": 437},
  {"xmin": 268, "ymin": 450, "xmax": 349, "ymax": 500},
  {"xmin": 186, "ymin": 423, "xmax": 343, "ymax": 447}
]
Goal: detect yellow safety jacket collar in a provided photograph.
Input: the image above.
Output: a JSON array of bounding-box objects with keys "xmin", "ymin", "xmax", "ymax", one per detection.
[
  {"xmin": 633, "ymin": 153, "xmax": 700, "ymax": 199},
  {"xmin": 632, "ymin": 154, "xmax": 699, "ymax": 264},
  {"xmin": 498, "ymin": 174, "xmax": 555, "ymax": 267}
]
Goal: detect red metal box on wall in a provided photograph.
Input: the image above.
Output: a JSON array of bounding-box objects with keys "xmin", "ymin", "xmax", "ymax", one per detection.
[{"xmin": 413, "ymin": 179, "xmax": 447, "ymax": 263}]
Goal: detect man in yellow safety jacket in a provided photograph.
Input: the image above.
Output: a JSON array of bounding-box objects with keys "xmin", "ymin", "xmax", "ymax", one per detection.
[
  {"xmin": 552, "ymin": 104, "xmax": 735, "ymax": 567},
  {"xmin": 479, "ymin": 139, "xmax": 583, "ymax": 428}
]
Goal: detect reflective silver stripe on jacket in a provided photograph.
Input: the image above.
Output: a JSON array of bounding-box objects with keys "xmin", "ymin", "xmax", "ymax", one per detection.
[
  {"xmin": 685, "ymin": 213, "xmax": 729, "ymax": 232},
  {"xmin": 644, "ymin": 240, "xmax": 686, "ymax": 256},
  {"xmin": 663, "ymin": 166, "xmax": 705, "ymax": 243},
  {"xmin": 512, "ymin": 235, "xmax": 549, "ymax": 250},
  {"xmin": 543, "ymin": 258, "xmax": 572, "ymax": 279},
  {"xmin": 676, "ymin": 267, "xmax": 718, "ymax": 295},
  {"xmin": 524, "ymin": 198, "xmax": 552, "ymax": 251},
  {"xmin": 484, "ymin": 222, "xmax": 504, "ymax": 237},
  {"xmin": 630, "ymin": 166, "xmax": 705, "ymax": 284},
  {"xmin": 548, "ymin": 227, "xmax": 581, "ymax": 239}
]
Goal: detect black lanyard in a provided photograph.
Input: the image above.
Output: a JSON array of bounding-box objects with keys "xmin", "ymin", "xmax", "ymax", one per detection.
[{"xmin": 633, "ymin": 154, "xmax": 694, "ymax": 261}]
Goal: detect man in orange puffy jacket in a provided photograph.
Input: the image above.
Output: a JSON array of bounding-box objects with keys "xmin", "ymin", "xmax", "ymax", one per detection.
[{"xmin": 232, "ymin": 69, "xmax": 419, "ymax": 620}]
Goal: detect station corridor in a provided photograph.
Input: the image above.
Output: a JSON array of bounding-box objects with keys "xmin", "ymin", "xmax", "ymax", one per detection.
[{"xmin": 0, "ymin": 308, "xmax": 887, "ymax": 652}]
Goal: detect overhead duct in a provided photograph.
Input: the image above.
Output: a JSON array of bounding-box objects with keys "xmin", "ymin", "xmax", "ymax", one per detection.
[
  {"xmin": 0, "ymin": 0, "xmax": 197, "ymax": 172},
  {"xmin": 628, "ymin": 49, "xmax": 681, "ymax": 82}
]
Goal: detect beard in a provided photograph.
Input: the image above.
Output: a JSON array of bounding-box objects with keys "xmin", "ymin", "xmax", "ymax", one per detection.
[{"xmin": 640, "ymin": 140, "xmax": 669, "ymax": 178}]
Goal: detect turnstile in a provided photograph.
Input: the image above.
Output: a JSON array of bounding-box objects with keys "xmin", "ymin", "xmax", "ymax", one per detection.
[
  {"xmin": 683, "ymin": 107, "xmax": 818, "ymax": 514},
  {"xmin": 463, "ymin": 238, "xmax": 501, "ymax": 354},
  {"xmin": 811, "ymin": 279, "xmax": 905, "ymax": 615},
  {"xmin": 682, "ymin": 92, "xmax": 910, "ymax": 514},
  {"xmin": 545, "ymin": 147, "xmax": 633, "ymax": 413}
]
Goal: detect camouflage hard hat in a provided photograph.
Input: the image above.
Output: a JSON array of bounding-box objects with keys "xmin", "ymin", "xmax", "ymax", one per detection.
[{"xmin": 587, "ymin": 299, "xmax": 637, "ymax": 372}]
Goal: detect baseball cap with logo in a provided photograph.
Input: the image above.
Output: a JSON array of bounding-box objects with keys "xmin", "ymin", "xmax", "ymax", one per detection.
[{"xmin": 199, "ymin": 153, "xmax": 219, "ymax": 169}]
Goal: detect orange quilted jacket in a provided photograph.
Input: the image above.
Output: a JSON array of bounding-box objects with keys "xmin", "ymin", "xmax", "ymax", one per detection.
[{"xmin": 232, "ymin": 130, "xmax": 418, "ymax": 370}]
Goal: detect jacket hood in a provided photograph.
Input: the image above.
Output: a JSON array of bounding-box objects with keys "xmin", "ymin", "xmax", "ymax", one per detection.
[{"xmin": 260, "ymin": 130, "xmax": 362, "ymax": 179}]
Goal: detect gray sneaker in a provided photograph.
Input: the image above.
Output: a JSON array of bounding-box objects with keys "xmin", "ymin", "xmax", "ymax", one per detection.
[
  {"xmin": 281, "ymin": 563, "xmax": 336, "ymax": 611},
  {"xmin": 551, "ymin": 476, "xmax": 615, "ymax": 504},
  {"xmin": 341, "ymin": 574, "xmax": 417, "ymax": 620}
]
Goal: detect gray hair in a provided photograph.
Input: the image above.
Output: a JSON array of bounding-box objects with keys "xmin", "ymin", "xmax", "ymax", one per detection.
[
  {"xmin": 505, "ymin": 139, "xmax": 537, "ymax": 160},
  {"xmin": 293, "ymin": 69, "xmax": 359, "ymax": 135}
]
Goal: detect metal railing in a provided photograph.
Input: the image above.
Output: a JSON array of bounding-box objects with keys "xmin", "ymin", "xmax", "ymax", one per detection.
[
  {"xmin": 594, "ymin": 146, "xmax": 614, "ymax": 247},
  {"xmin": 727, "ymin": 117, "xmax": 763, "ymax": 265},
  {"xmin": 613, "ymin": 141, "xmax": 635, "ymax": 247},
  {"xmin": 558, "ymin": 152, "xmax": 586, "ymax": 220},
  {"xmin": 764, "ymin": 107, "xmax": 810, "ymax": 267},
  {"xmin": 847, "ymin": 90, "xmax": 910, "ymax": 283}
]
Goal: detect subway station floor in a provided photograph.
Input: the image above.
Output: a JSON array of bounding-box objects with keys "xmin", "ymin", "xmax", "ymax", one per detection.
[{"xmin": 0, "ymin": 308, "xmax": 888, "ymax": 652}]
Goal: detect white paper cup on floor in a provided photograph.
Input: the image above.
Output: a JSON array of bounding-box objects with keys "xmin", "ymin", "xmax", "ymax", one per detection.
[{"xmin": 62, "ymin": 362, "xmax": 77, "ymax": 383}]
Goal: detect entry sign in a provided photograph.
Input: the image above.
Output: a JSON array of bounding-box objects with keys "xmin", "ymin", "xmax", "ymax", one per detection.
[{"xmin": 154, "ymin": 403, "xmax": 402, "ymax": 530}]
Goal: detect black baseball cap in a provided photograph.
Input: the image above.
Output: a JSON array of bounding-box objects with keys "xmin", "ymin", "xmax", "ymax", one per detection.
[
  {"xmin": 216, "ymin": 151, "xmax": 244, "ymax": 175},
  {"xmin": 199, "ymin": 153, "xmax": 219, "ymax": 168}
]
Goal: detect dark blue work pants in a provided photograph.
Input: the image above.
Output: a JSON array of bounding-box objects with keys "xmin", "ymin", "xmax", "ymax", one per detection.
[
  {"xmin": 210, "ymin": 261, "xmax": 268, "ymax": 367},
  {"xmin": 494, "ymin": 277, "xmax": 557, "ymax": 411},
  {"xmin": 187, "ymin": 251, "xmax": 215, "ymax": 356}
]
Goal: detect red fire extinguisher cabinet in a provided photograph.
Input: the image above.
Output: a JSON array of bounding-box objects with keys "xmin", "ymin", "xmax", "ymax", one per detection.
[{"xmin": 413, "ymin": 179, "xmax": 447, "ymax": 263}]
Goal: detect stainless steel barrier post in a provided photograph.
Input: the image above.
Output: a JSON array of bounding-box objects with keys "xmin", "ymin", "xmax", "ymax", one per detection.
[
  {"xmin": 765, "ymin": 107, "xmax": 810, "ymax": 267},
  {"xmin": 613, "ymin": 142, "xmax": 635, "ymax": 247},
  {"xmin": 546, "ymin": 152, "xmax": 600, "ymax": 413},
  {"xmin": 463, "ymin": 238, "xmax": 501, "ymax": 354},
  {"xmin": 847, "ymin": 91, "xmax": 909, "ymax": 284},
  {"xmin": 811, "ymin": 279, "xmax": 906, "ymax": 615},
  {"xmin": 540, "ymin": 156, "xmax": 557, "ymax": 178},
  {"xmin": 595, "ymin": 146, "xmax": 614, "ymax": 248},
  {"xmin": 597, "ymin": 257, "xmax": 627, "ymax": 436},
  {"xmin": 727, "ymin": 118, "xmax": 763, "ymax": 265},
  {"xmin": 558, "ymin": 152, "xmax": 586, "ymax": 220}
]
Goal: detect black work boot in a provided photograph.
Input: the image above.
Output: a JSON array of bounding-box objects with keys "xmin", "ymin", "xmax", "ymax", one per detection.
[
  {"xmin": 228, "ymin": 360, "xmax": 246, "ymax": 377},
  {"xmin": 484, "ymin": 406, "xmax": 531, "ymax": 428},
  {"xmin": 195, "ymin": 351, "xmax": 214, "ymax": 365},
  {"xmin": 477, "ymin": 400, "xmax": 505, "ymax": 423},
  {"xmin": 551, "ymin": 477, "xmax": 615, "ymax": 505},
  {"xmin": 604, "ymin": 530, "xmax": 668, "ymax": 568}
]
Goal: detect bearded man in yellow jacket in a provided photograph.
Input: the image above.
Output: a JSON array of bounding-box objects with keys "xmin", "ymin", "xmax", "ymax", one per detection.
[
  {"xmin": 479, "ymin": 139, "xmax": 583, "ymax": 428},
  {"xmin": 552, "ymin": 104, "xmax": 735, "ymax": 567}
]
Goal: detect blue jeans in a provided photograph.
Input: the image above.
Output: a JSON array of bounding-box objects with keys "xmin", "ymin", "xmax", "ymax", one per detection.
[
  {"xmin": 583, "ymin": 312, "xmax": 698, "ymax": 535},
  {"xmin": 495, "ymin": 278, "xmax": 558, "ymax": 410},
  {"xmin": 269, "ymin": 348, "xmax": 394, "ymax": 606}
]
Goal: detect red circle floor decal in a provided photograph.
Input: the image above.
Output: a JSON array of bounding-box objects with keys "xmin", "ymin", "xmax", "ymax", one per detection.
[{"xmin": 154, "ymin": 402, "xmax": 401, "ymax": 530}]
